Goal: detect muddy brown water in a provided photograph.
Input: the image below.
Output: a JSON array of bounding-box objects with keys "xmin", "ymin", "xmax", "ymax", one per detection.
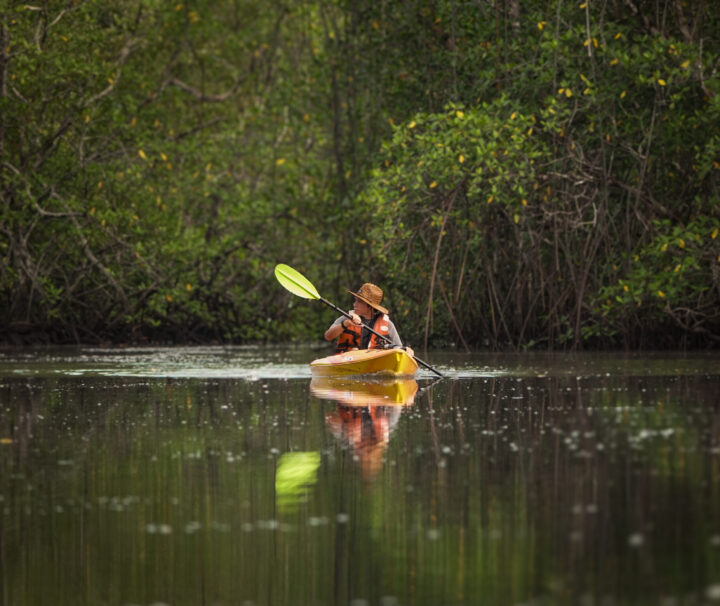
[{"xmin": 1, "ymin": 346, "xmax": 719, "ymax": 605}]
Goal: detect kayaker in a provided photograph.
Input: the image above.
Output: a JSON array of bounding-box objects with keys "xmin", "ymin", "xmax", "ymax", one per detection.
[{"xmin": 324, "ymin": 283, "xmax": 413, "ymax": 355}]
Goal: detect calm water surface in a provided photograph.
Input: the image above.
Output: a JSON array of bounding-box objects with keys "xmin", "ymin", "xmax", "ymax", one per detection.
[{"xmin": 1, "ymin": 346, "xmax": 719, "ymax": 606}]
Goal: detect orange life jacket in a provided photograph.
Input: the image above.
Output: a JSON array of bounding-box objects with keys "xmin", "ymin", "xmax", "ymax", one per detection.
[{"xmin": 335, "ymin": 313, "xmax": 391, "ymax": 353}]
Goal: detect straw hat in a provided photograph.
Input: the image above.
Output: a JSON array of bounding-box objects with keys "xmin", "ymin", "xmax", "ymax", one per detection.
[{"xmin": 348, "ymin": 283, "xmax": 388, "ymax": 314}]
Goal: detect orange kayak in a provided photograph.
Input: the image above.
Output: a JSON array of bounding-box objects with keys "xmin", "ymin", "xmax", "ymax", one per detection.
[{"xmin": 310, "ymin": 348, "xmax": 418, "ymax": 377}]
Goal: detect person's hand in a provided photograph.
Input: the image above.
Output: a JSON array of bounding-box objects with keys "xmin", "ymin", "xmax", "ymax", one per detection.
[
  {"xmin": 347, "ymin": 311, "xmax": 362, "ymax": 325},
  {"xmin": 405, "ymin": 346, "xmax": 414, "ymax": 357}
]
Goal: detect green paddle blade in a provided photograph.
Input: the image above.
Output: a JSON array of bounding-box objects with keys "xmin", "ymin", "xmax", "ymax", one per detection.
[{"xmin": 274, "ymin": 264, "xmax": 321, "ymax": 300}]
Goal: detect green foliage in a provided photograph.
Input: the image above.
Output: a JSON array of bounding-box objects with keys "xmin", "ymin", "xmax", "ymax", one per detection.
[{"xmin": 1, "ymin": 0, "xmax": 719, "ymax": 347}]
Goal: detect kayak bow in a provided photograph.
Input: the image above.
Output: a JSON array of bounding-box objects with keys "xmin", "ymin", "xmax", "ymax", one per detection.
[{"xmin": 310, "ymin": 348, "xmax": 418, "ymax": 377}]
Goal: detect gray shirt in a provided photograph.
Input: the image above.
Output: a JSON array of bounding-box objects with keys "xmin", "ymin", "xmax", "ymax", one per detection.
[{"xmin": 331, "ymin": 315, "xmax": 403, "ymax": 348}]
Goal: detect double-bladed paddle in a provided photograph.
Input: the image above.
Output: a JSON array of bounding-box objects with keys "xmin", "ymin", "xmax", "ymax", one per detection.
[{"xmin": 274, "ymin": 263, "xmax": 445, "ymax": 378}]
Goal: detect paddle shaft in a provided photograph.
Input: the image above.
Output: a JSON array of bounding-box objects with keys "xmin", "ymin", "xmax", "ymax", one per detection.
[{"xmin": 319, "ymin": 297, "xmax": 445, "ymax": 378}]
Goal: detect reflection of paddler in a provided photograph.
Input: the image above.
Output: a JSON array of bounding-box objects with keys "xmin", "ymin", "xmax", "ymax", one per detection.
[
  {"xmin": 325, "ymin": 405, "xmax": 401, "ymax": 480},
  {"xmin": 311, "ymin": 378, "xmax": 417, "ymax": 479},
  {"xmin": 310, "ymin": 377, "xmax": 418, "ymax": 407}
]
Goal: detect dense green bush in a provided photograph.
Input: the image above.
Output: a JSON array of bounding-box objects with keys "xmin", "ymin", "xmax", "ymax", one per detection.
[{"xmin": 1, "ymin": 0, "xmax": 718, "ymax": 348}]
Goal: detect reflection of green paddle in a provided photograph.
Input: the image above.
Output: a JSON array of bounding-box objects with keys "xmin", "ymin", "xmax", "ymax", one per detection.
[
  {"xmin": 274, "ymin": 263, "xmax": 445, "ymax": 378},
  {"xmin": 275, "ymin": 451, "xmax": 321, "ymax": 511}
]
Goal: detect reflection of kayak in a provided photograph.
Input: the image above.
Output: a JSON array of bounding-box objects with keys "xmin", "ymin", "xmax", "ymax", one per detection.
[
  {"xmin": 310, "ymin": 348, "xmax": 418, "ymax": 377},
  {"xmin": 310, "ymin": 377, "xmax": 418, "ymax": 407}
]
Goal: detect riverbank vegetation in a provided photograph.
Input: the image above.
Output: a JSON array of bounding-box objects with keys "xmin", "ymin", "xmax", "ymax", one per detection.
[{"xmin": 1, "ymin": 0, "xmax": 718, "ymax": 348}]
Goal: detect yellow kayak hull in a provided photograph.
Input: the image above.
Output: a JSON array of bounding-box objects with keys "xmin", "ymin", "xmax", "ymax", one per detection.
[
  {"xmin": 310, "ymin": 348, "xmax": 418, "ymax": 377},
  {"xmin": 310, "ymin": 377, "xmax": 418, "ymax": 406}
]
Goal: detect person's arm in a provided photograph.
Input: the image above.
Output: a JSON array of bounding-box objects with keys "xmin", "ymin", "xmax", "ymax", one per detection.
[
  {"xmin": 386, "ymin": 320, "xmax": 403, "ymax": 347},
  {"xmin": 387, "ymin": 320, "xmax": 414, "ymax": 356},
  {"xmin": 324, "ymin": 312, "xmax": 361, "ymax": 341}
]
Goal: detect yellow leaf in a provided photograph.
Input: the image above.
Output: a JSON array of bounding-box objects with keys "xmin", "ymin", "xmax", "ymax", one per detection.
[
  {"xmin": 186, "ymin": 283, "xmax": 192, "ymax": 292},
  {"xmin": 0, "ymin": 438, "xmax": 12, "ymax": 445},
  {"xmin": 90, "ymin": 207, "xmax": 96, "ymax": 215},
  {"xmin": 593, "ymin": 38, "xmax": 598, "ymax": 48},
  {"xmin": 175, "ymin": 4, "xmax": 183, "ymax": 10},
  {"xmin": 130, "ymin": 117, "xmax": 137, "ymax": 127},
  {"xmin": 456, "ymin": 111, "xmax": 464, "ymax": 119},
  {"xmin": 161, "ymin": 153, "xmax": 168, "ymax": 162},
  {"xmin": 409, "ymin": 121, "xmax": 416, "ymax": 129},
  {"xmin": 558, "ymin": 88, "xmax": 565, "ymax": 95},
  {"xmin": 657, "ymin": 290, "xmax": 665, "ymax": 298},
  {"xmin": 85, "ymin": 114, "xmax": 91, "ymax": 123},
  {"xmin": 521, "ymin": 199, "xmax": 527, "ymax": 206},
  {"xmin": 166, "ymin": 294, "xmax": 173, "ymax": 302},
  {"xmin": 681, "ymin": 60, "xmax": 690, "ymax": 69},
  {"xmin": 584, "ymin": 39, "xmax": 591, "ymax": 47},
  {"xmin": 487, "ymin": 195, "xmax": 494, "ymax": 204},
  {"xmin": 610, "ymin": 58, "xmax": 619, "ymax": 65},
  {"xmin": 623, "ymin": 285, "xmax": 629, "ymax": 292},
  {"xmin": 678, "ymin": 238, "xmax": 685, "ymax": 248},
  {"xmin": 537, "ymin": 21, "xmax": 546, "ymax": 30},
  {"xmin": 658, "ymin": 78, "xmax": 666, "ymax": 86},
  {"xmin": 614, "ymin": 33, "xmax": 622, "ymax": 40},
  {"xmin": 620, "ymin": 91, "xmax": 626, "ymax": 99},
  {"xmin": 579, "ymin": 2, "xmax": 586, "ymax": 7},
  {"xmin": 674, "ymin": 264, "xmax": 681, "ymax": 272},
  {"xmin": 513, "ymin": 214, "xmax": 519, "ymax": 224},
  {"xmin": 276, "ymin": 158, "xmax": 286, "ymax": 166},
  {"xmin": 458, "ymin": 154, "xmax": 465, "ymax": 163},
  {"xmin": 510, "ymin": 111, "xmax": 517, "ymax": 120},
  {"xmin": 565, "ymin": 88, "xmax": 572, "ymax": 97},
  {"xmin": 712, "ymin": 228, "xmax": 718, "ymax": 240},
  {"xmin": 138, "ymin": 149, "xmax": 147, "ymax": 160},
  {"xmin": 107, "ymin": 77, "xmax": 114, "ymax": 85},
  {"xmin": 429, "ymin": 181, "xmax": 437, "ymax": 188},
  {"xmin": 97, "ymin": 181, "xmax": 102, "ymax": 190},
  {"xmin": 661, "ymin": 243, "xmax": 668, "ymax": 252}
]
